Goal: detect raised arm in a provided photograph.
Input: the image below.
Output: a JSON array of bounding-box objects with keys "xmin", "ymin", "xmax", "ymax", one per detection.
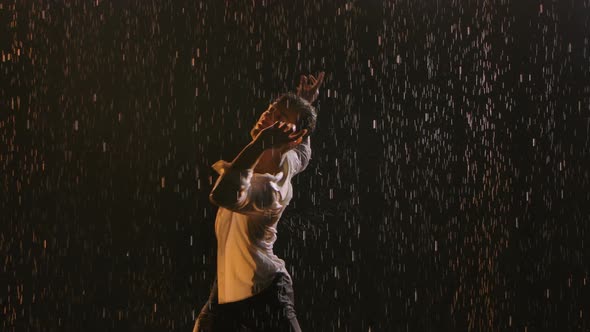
[
  {"xmin": 296, "ymin": 71, "xmax": 325, "ymax": 104},
  {"xmin": 293, "ymin": 71, "xmax": 324, "ymax": 172},
  {"xmin": 209, "ymin": 122, "xmax": 307, "ymax": 213}
]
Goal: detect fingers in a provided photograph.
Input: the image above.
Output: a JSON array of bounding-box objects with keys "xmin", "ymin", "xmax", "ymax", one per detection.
[
  {"xmin": 289, "ymin": 128, "xmax": 307, "ymax": 141},
  {"xmin": 300, "ymin": 76, "xmax": 308, "ymax": 90},
  {"xmin": 267, "ymin": 121, "xmax": 292, "ymax": 132},
  {"xmin": 262, "ymin": 122, "xmax": 306, "ymax": 147},
  {"xmin": 287, "ymin": 135, "xmax": 304, "ymax": 149},
  {"xmin": 298, "ymin": 75, "xmax": 306, "ymax": 90},
  {"xmin": 299, "ymin": 72, "xmax": 325, "ymax": 91},
  {"xmin": 277, "ymin": 122, "xmax": 296, "ymax": 135},
  {"xmin": 277, "ymin": 122, "xmax": 303, "ymax": 139},
  {"xmin": 277, "ymin": 121, "xmax": 289, "ymax": 130},
  {"xmin": 312, "ymin": 71, "xmax": 325, "ymax": 90}
]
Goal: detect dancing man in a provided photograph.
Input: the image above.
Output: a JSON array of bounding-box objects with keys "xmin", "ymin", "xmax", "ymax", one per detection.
[{"xmin": 194, "ymin": 72, "xmax": 325, "ymax": 331}]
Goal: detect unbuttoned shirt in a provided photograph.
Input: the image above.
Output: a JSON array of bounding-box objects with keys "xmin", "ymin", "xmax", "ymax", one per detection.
[{"xmin": 209, "ymin": 137, "xmax": 311, "ymax": 304}]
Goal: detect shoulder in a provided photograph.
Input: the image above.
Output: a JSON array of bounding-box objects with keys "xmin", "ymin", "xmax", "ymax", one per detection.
[
  {"xmin": 280, "ymin": 142, "xmax": 311, "ymax": 176},
  {"xmin": 280, "ymin": 150, "xmax": 300, "ymax": 173}
]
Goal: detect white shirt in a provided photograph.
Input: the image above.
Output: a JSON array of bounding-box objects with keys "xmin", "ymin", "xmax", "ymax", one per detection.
[{"xmin": 209, "ymin": 137, "xmax": 311, "ymax": 304}]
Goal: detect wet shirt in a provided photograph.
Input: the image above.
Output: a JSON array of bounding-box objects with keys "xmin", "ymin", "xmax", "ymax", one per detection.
[{"xmin": 209, "ymin": 137, "xmax": 311, "ymax": 304}]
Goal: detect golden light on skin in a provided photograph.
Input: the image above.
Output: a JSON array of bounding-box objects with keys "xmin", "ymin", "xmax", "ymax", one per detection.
[{"xmin": 250, "ymin": 103, "xmax": 300, "ymax": 140}]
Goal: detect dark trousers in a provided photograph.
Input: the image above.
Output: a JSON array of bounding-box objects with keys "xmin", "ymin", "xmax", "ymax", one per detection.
[{"xmin": 193, "ymin": 273, "xmax": 302, "ymax": 332}]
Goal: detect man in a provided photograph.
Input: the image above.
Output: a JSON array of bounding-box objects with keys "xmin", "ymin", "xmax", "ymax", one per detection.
[{"xmin": 194, "ymin": 72, "xmax": 325, "ymax": 332}]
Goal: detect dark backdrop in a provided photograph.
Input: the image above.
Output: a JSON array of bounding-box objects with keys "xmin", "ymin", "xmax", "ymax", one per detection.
[{"xmin": 2, "ymin": 0, "xmax": 589, "ymax": 331}]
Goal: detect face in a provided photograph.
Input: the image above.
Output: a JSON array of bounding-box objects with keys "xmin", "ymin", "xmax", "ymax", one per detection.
[{"xmin": 250, "ymin": 103, "xmax": 300, "ymax": 139}]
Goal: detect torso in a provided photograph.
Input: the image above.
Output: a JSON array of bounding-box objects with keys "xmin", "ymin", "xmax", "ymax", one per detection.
[{"xmin": 214, "ymin": 172, "xmax": 293, "ymax": 304}]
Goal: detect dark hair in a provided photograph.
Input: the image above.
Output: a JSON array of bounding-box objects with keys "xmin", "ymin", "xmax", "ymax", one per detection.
[{"xmin": 273, "ymin": 93, "xmax": 317, "ymax": 137}]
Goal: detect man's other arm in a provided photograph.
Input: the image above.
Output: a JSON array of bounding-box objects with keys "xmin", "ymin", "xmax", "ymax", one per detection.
[{"xmin": 208, "ymin": 139, "xmax": 265, "ymax": 209}]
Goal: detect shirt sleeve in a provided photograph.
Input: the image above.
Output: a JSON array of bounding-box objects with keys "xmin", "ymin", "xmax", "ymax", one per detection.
[
  {"xmin": 275, "ymin": 136, "xmax": 311, "ymax": 200},
  {"xmin": 290, "ymin": 136, "xmax": 312, "ymax": 174},
  {"xmin": 209, "ymin": 160, "xmax": 284, "ymax": 218}
]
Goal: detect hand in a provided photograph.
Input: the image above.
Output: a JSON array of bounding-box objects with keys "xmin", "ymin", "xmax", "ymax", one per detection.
[
  {"xmin": 297, "ymin": 71, "xmax": 325, "ymax": 104},
  {"xmin": 254, "ymin": 121, "xmax": 308, "ymax": 150}
]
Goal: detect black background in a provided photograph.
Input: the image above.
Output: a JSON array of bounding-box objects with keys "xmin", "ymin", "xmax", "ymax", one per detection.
[{"xmin": 2, "ymin": 0, "xmax": 589, "ymax": 331}]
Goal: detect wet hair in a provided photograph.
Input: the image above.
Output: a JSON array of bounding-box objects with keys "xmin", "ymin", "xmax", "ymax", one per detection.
[{"xmin": 273, "ymin": 92, "xmax": 317, "ymax": 137}]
